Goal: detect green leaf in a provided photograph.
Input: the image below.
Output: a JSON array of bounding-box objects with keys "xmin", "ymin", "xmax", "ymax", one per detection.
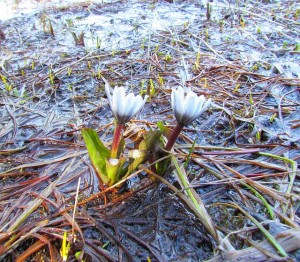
[
  {"xmin": 125, "ymin": 149, "xmax": 148, "ymax": 176},
  {"xmin": 105, "ymin": 157, "xmax": 126, "ymax": 185},
  {"xmin": 81, "ymin": 128, "xmax": 110, "ymax": 184},
  {"xmin": 157, "ymin": 121, "xmax": 170, "ymax": 137},
  {"xmin": 138, "ymin": 130, "xmax": 161, "ymax": 151}
]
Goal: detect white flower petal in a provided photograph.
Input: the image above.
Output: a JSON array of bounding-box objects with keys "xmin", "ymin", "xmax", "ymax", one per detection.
[
  {"xmin": 172, "ymin": 87, "xmax": 184, "ymax": 122},
  {"xmin": 183, "ymin": 92, "xmax": 199, "ymax": 117},
  {"xmin": 195, "ymin": 98, "xmax": 211, "ymax": 118},
  {"xmin": 104, "ymin": 81, "xmax": 113, "ymax": 107},
  {"xmin": 112, "ymin": 86, "xmax": 126, "ymax": 119},
  {"xmin": 171, "ymin": 87, "xmax": 211, "ymax": 125},
  {"xmin": 105, "ymin": 81, "xmax": 148, "ymax": 123}
]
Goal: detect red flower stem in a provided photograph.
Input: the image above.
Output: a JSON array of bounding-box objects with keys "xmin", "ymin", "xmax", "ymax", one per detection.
[
  {"xmin": 111, "ymin": 122, "xmax": 124, "ymax": 158},
  {"xmin": 164, "ymin": 123, "xmax": 184, "ymax": 151}
]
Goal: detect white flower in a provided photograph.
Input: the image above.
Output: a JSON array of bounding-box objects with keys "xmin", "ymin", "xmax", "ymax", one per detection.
[
  {"xmin": 104, "ymin": 78, "xmax": 148, "ymax": 124},
  {"xmin": 171, "ymin": 86, "xmax": 211, "ymax": 126}
]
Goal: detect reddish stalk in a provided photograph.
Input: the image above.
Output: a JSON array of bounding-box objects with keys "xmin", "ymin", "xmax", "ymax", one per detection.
[
  {"xmin": 165, "ymin": 123, "xmax": 184, "ymax": 151},
  {"xmin": 111, "ymin": 122, "xmax": 124, "ymax": 158}
]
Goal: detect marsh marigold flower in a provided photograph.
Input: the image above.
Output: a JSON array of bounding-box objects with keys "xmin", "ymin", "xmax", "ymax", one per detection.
[
  {"xmin": 165, "ymin": 86, "xmax": 211, "ymax": 151},
  {"xmin": 171, "ymin": 86, "xmax": 211, "ymax": 126},
  {"xmin": 105, "ymin": 81, "xmax": 148, "ymax": 124}
]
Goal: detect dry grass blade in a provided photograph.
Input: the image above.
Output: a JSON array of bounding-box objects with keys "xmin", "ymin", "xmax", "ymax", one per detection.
[
  {"xmin": 171, "ymin": 155, "xmax": 220, "ymax": 244},
  {"xmin": 6, "ymin": 158, "xmax": 77, "ymax": 233},
  {"xmin": 16, "ymin": 239, "xmax": 47, "ymax": 262},
  {"xmin": 208, "ymin": 228, "xmax": 300, "ymax": 262},
  {"xmin": 218, "ymin": 202, "xmax": 288, "ymax": 257}
]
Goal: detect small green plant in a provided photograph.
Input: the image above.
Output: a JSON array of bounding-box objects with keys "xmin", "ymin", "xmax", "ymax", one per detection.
[
  {"xmin": 269, "ymin": 113, "xmax": 277, "ymax": 123},
  {"xmin": 194, "ymin": 52, "xmax": 201, "ymax": 70},
  {"xmin": 183, "ymin": 21, "xmax": 189, "ymax": 29},
  {"xmin": 157, "ymin": 74, "xmax": 164, "ymax": 87},
  {"xmin": 49, "ymin": 70, "xmax": 55, "ymax": 85},
  {"xmin": 67, "ymin": 68, "xmax": 72, "ymax": 76},
  {"xmin": 41, "ymin": 14, "xmax": 54, "ymax": 36},
  {"xmin": 255, "ymin": 130, "xmax": 261, "ymax": 142},
  {"xmin": 294, "ymin": 42, "xmax": 300, "ymax": 52},
  {"xmin": 71, "ymin": 31, "xmax": 85, "ymax": 46},
  {"xmin": 65, "ymin": 18, "xmax": 74, "ymax": 27},
  {"xmin": 257, "ymin": 26, "xmax": 261, "ymax": 34},
  {"xmin": 96, "ymin": 36, "xmax": 101, "ymax": 49},
  {"xmin": 251, "ymin": 64, "xmax": 259, "ymax": 71},
  {"xmin": 60, "ymin": 231, "xmax": 71, "ymax": 262},
  {"xmin": 219, "ymin": 20, "xmax": 225, "ymax": 32},
  {"xmin": 283, "ymin": 41, "xmax": 288, "ymax": 48},
  {"xmin": 1, "ymin": 75, "xmax": 12, "ymax": 92},
  {"xmin": 148, "ymin": 79, "xmax": 156, "ymax": 97},
  {"xmin": 164, "ymin": 54, "xmax": 172, "ymax": 62},
  {"xmin": 206, "ymin": 2, "xmax": 211, "ymax": 21},
  {"xmin": 205, "ymin": 29, "xmax": 209, "ymax": 39},
  {"xmin": 233, "ymin": 83, "xmax": 240, "ymax": 92},
  {"xmin": 140, "ymin": 38, "xmax": 146, "ymax": 50},
  {"xmin": 294, "ymin": 9, "xmax": 299, "ymax": 20},
  {"xmin": 249, "ymin": 92, "xmax": 254, "ymax": 105},
  {"xmin": 82, "ymin": 78, "xmax": 212, "ymax": 186},
  {"xmin": 240, "ymin": 16, "xmax": 245, "ymax": 28},
  {"xmin": 87, "ymin": 61, "xmax": 92, "ymax": 69}
]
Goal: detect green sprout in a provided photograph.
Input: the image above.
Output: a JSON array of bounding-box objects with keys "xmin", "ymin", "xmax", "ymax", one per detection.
[
  {"xmin": 60, "ymin": 231, "xmax": 71, "ymax": 262},
  {"xmin": 87, "ymin": 61, "xmax": 92, "ymax": 69},
  {"xmin": 257, "ymin": 26, "xmax": 261, "ymax": 34},
  {"xmin": 1, "ymin": 75, "xmax": 12, "ymax": 92},
  {"xmin": 49, "ymin": 71, "xmax": 55, "ymax": 85},
  {"xmin": 233, "ymin": 83, "xmax": 240, "ymax": 92},
  {"xmin": 249, "ymin": 92, "xmax": 254, "ymax": 105},
  {"xmin": 219, "ymin": 20, "xmax": 225, "ymax": 32},
  {"xmin": 65, "ymin": 18, "xmax": 74, "ymax": 27},
  {"xmin": 240, "ymin": 16, "xmax": 245, "ymax": 28},
  {"xmin": 283, "ymin": 41, "xmax": 288, "ymax": 48},
  {"xmin": 205, "ymin": 29, "xmax": 209, "ymax": 39},
  {"xmin": 164, "ymin": 54, "xmax": 172, "ymax": 62},
  {"xmin": 157, "ymin": 74, "xmax": 164, "ymax": 87},
  {"xmin": 194, "ymin": 52, "xmax": 201, "ymax": 70},
  {"xmin": 269, "ymin": 113, "xmax": 277, "ymax": 123},
  {"xmin": 67, "ymin": 68, "xmax": 72, "ymax": 77},
  {"xmin": 96, "ymin": 36, "xmax": 101, "ymax": 49},
  {"xmin": 41, "ymin": 15, "xmax": 54, "ymax": 36}
]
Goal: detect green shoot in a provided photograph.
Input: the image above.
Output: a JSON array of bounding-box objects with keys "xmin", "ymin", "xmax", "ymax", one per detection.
[
  {"xmin": 269, "ymin": 113, "xmax": 277, "ymax": 123},
  {"xmin": 96, "ymin": 36, "xmax": 101, "ymax": 49},
  {"xmin": 240, "ymin": 16, "xmax": 245, "ymax": 28},
  {"xmin": 157, "ymin": 74, "xmax": 164, "ymax": 87},
  {"xmin": 1, "ymin": 75, "xmax": 12, "ymax": 92},
  {"xmin": 184, "ymin": 139, "xmax": 196, "ymax": 169},
  {"xmin": 233, "ymin": 83, "xmax": 240, "ymax": 92},
  {"xmin": 249, "ymin": 92, "xmax": 254, "ymax": 105},
  {"xmin": 194, "ymin": 52, "xmax": 201, "ymax": 70},
  {"xmin": 60, "ymin": 231, "xmax": 71, "ymax": 262},
  {"xmin": 257, "ymin": 26, "xmax": 261, "ymax": 34},
  {"xmin": 67, "ymin": 68, "xmax": 72, "ymax": 76}
]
